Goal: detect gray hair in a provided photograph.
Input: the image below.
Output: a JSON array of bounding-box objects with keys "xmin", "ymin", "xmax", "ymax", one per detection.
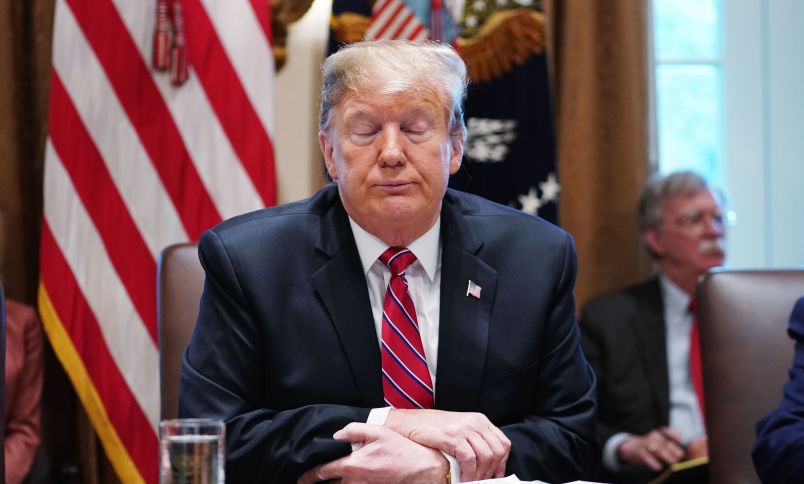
[
  {"xmin": 637, "ymin": 170, "xmax": 715, "ymax": 231},
  {"xmin": 319, "ymin": 40, "xmax": 468, "ymax": 141}
]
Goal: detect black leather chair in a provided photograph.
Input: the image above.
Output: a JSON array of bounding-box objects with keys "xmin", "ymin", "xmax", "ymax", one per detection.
[
  {"xmin": 697, "ymin": 268, "xmax": 804, "ymax": 484},
  {"xmin": 157, "ymin": 243, "xmax": 205, "ymax": 420}
]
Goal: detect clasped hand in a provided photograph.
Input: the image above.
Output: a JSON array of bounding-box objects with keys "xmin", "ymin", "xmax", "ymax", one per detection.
[
  {"xmin": 298, "ymin": 409, "xmax": 511, "ymax": 483},
  {"xmin": 617, "ymin": 427, "xmax": 708, "ymax": 472}
]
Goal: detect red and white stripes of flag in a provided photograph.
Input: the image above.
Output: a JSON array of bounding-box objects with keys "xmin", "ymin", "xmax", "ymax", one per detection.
[
  {"xmin": 366, "ymin": 0, "xmax": 452, "ymax": 42},
  {"xmin": 42, "ymin": 0, "xmax": 277, "ymax": 481}
]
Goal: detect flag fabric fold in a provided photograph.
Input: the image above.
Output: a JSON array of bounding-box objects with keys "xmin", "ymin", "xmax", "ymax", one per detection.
[{"xmin": 40, "ymin": 0, "xmax": 276, "ymax": 481}]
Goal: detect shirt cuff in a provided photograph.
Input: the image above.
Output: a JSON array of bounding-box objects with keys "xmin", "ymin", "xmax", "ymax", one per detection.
[
  {"xmin": 364, "ymin": 407, "xmax": 460, "ymax": 482},
  {"xmin": 350, "ymin": 407, "xmax": 393, "ymax": 451},
  {"xmin": 603, "ymin": 432, "xmax": 633, "ymax": 472},
  {"xmin": 367, "ymin": 406, "xmax": 392, "ymax": 426},
  {"xmin": 441, "ymin": 451, "xmax": 461, "ymax": 483}
]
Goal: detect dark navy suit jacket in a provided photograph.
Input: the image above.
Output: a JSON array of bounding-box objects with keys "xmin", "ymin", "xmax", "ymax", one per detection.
[
  {"xmin": 580, "ymin": 278, "xmax": 671, "ymax": 482},
  {"xmin": 753, "ymin": 296, "xmax": 804, "ymax": 483},
  {"xmin": 581, "ymin": 278, "xmax": 671, "ymax": 444},
  {"xmin": 179, "ymin": 185, "xmax": 598, "ymax": 482}
]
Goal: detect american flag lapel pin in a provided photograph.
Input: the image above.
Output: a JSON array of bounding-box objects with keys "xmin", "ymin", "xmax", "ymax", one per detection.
[{"xmin": 466, "ymin": 280, "xmax": 482, "ymax": 299}]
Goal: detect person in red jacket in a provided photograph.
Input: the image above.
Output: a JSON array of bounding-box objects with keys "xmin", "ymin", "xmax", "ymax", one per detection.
[
  {"xmin": 4, "ymin": 298, "xmax": 44, "ymax": 484},
  {"xmin": 1, "ymin": 215, "xmax": 44, "ymax": 484}
]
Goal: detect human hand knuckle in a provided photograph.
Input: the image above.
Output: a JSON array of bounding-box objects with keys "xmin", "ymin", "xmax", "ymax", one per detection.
[{"xmin": 457, "ymin": 446, "xmax": 476, "ymax": 461}]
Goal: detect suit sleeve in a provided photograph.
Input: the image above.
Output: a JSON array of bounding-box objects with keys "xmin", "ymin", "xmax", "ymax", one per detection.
[
  {"xmin": 752, "ymin": 297, "xmax": 804, "ymax": 484},
  {"xmin": 179, "ymin": 230, "xmax": 369, "ymax": 483},
  {"xmin": 500, "ymin": 233, "xmax": 600, "ymax": 482}
]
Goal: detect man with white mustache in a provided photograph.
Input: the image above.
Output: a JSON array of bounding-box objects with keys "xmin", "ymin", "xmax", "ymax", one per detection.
[{"xmin": 580, "ymin": 171, "xmax": 725, "ymax": 482}]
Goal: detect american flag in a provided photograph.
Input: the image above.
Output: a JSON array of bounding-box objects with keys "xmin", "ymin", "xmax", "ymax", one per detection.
[
  {"xmin": 466, "ymin": 280, "xmax": 482, "ymax": 299},
  {"xmin": 38, "ymin": 0, "xmax": 276, "ymax": 481},
  {"xmin": 365, "ymin": 0, "xmax": 428, "ymax": 41}
]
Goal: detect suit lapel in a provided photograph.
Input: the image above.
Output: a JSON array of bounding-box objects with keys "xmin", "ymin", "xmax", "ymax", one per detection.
[
  {"xmin": 435, "ymin": 192, "xmax": 497, "ymax": 410},
  {"xmin": 630, "ymin": 278, "xmax": 670, "ymax": 421},
  {"xmin": 311, "ymin": 197, "xmax": 384, "ymax": 407}
]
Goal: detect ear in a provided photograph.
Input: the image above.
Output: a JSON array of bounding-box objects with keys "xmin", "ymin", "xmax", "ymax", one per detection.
[
  {"xmin": 319, "ymin": 130, "xmax": 338, "ymax": 180},
  {"xmin": 448, "ymin": 130, "xmax": 464, "ymax": 175},
  {"xmin": 642, "ymin": 228, "xmax": 665, "ymax": 257}
]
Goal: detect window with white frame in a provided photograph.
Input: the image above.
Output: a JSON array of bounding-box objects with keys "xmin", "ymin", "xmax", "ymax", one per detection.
[
  {"xmin": 651, "ymin": 0, "xmax": 804, "ymax": 268},
  {"xmin": 652, "ymin": 0, "xmax": 723, "ymax": 185}
]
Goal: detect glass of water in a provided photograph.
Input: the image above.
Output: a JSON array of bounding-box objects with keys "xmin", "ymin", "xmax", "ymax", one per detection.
[{"xmin": 159, "ymin": 418, "xmax": 225, "ymax": 484}]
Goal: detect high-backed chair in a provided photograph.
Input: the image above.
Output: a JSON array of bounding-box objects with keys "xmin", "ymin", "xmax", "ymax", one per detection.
[
  {"xmin": 697, "ymin": 268, "xmax": 804, "ymax": 484},
  {"xmin": 157, "ymin": 243, "xmax": 205, "ymax": 420}
]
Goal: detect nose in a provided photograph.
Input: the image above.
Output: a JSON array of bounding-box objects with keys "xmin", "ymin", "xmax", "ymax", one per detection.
[
  {"xmin": 704, "ymin": 214, "xmax": 725, "ymax": 237},
  {"xmin": 377, "ymin": 125, "xmax": 405, "ymax": 167}
]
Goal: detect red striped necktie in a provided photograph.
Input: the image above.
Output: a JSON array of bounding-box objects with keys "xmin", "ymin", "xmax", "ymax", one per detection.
[{"xmin": 379, "ymin": 247, "xmax": 434, "ymax": 409}]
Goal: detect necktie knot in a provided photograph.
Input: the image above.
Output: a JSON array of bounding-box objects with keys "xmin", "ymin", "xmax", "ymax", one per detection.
[{"xmin": 380, "ymin": 247, "xmax": 417, "ymax": 276}]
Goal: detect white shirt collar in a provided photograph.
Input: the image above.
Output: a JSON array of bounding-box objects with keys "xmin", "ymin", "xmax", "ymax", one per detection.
[
  {"xmin": 348, "ymin": 216, "xmax": 441, "ymax": 282},
  {"xmin": 659, "ymin": 273, "xmax": 692, "ymax": 316}
]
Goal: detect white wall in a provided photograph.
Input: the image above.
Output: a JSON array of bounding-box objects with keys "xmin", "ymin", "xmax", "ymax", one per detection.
[
  {"xmin": 722, "ymin": 0, "xmax": 804, "ymax": 268},
  {"xmin": 274, "ymin": 0, "xmax": 333, "ymax": 203}
]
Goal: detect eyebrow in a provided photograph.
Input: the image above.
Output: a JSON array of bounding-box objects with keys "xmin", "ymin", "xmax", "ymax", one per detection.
[
  {"xmin": 342, "ymin": 108, "xmax": 376, "ymax": 121},
  {"xmin": 342, "ymin": 101, "xmax": 438, "ymax": 119}
]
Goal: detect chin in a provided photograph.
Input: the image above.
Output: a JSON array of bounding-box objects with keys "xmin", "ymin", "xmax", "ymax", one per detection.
[{"xmin": 380, "ymin": 198, "xmax": 423, "ymax": 218}]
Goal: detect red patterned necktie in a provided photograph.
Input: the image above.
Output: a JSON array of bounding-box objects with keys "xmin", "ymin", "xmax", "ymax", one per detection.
[
  {"xmin": 379, "ymin": 247, "xmax": 434, "ymax": 409},
  {"xmin": 688, "ymin": 298, "xmax": 705, "ymax": 420}
]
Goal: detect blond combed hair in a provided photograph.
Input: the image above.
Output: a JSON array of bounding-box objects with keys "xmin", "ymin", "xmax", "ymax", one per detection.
[{"xmin": 319, "ymin": 40, "xmax": 468, "ymax": 142}]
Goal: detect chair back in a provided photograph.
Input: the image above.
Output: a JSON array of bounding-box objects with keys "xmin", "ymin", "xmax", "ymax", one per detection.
[
  {"xmin": 158, "ymin": 243, "xmax": 205, "ymax": 420},
  {"xmin": 697, "ymin": 268, "xmax": 804, "ymax": 484}
]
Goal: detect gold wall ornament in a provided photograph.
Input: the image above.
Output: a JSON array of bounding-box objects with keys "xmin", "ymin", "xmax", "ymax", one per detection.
[
  {"xmin": 457, "ymin": 9, "xmax": 546, "ymax": 84},
  {"xmin": 330, "ymin": 12, "xmax": 372, "ymax": 44},
  {"xmin": 273, "ymin": 46, "xmax": 289, "ymax": 70},
  {"xmin": 270, "ymin": 0, "xmax": 317, "ymax": 71}
]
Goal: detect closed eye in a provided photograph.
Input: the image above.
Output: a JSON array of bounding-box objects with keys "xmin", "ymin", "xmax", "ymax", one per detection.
[
  {"xmin": 346, "ymin": 116, "xmax": 380, "ymax": 138},
  {"xmin": 349, "ymin": 126, "xmax": 379, "ymax": 144},
  {"xmin": 404, "ymin": 121, "xmax": 431, "ymax": 140}
]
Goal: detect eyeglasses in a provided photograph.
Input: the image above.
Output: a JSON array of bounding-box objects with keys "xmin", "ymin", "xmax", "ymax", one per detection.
[{"xmin": 671, "ymin": 210, "xmax": 724, "ymax": 230}]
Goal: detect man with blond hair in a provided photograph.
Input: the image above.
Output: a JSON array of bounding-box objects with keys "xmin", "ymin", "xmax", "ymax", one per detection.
[{"xmin": 181, "ymin": 40, "xmax": 597, "ymax": 483}]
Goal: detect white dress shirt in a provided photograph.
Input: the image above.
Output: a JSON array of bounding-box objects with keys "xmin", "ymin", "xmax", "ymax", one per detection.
[
  {"xmin": 349, "ymin": 217, "xmax": 442, "ymax": 386},
  {"xmin": 349, "ymin": 217, "xmax": 461, "ymax": 482},
  {"xmin": 602, "ymin": 275, "xmax": 705, "ymax": 471},
  {"xmin": 660, "ymin": 274, "xmax": 705, "ymax": 443}
]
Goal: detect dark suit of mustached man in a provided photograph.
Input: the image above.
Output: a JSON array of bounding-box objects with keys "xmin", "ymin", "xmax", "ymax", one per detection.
[{"xmin": 179, "ymin": 40, "xmax": 598, "ymax": 483}]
